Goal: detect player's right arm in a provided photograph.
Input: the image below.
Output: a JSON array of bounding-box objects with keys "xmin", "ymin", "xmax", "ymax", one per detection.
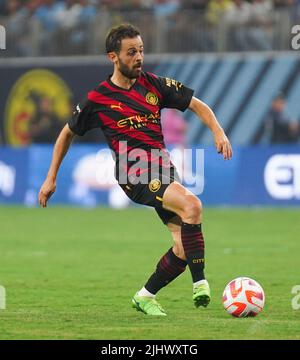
[
  {"xmin": 38, "ymin": 124, "xmax": 75, "ymax": 208},
  {"xmin": 39, "ymin": 96, "xmax": 101, "ymax": 207}
]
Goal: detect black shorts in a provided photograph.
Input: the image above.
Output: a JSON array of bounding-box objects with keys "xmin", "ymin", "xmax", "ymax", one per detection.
[{"xmin": 119, "ymin": 168, "xmax": 181, "ymax": 225}]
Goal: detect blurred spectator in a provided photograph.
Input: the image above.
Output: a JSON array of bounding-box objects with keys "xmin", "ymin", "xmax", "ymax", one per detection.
[
  {"xmin": 55, "ymin": 0, "xmax": 96, "ymax": 54},
  {"xmin": 224, "ymin": 0, "xmax": 252, "ymax": 50},
  {"xmin": 2, "ymin": 0, "xmax": 31, "ymax": 56},
  {"xmin": 34, "ymin": 0, "xmax": 65, "ymax": 32},
  {"xmin": 224, "ymin": 0, "xmax": 273, "ymax": 51},
  {"xmin": 139, "ymin": 0, "xmax": 155, "ymax": 9},
  {"xmin": 161, "ymin": 108, "xmax": 187, "ymax": 146},
  {"xmin": 56, "ymin": 0, "xmax": 82, "ymax": 30},
  {"xmin": 206, "ymin": 0, "xmax": 233, "ymax": 25},
  {"xmin": 181, "ymin": 0, "xmax": 208, "ymax": 10},
  {"xmin": 273, "ymin": 0, "xmax": 295, "ymax": 8},
  {"xmin": 248, "ymin": 0, "xmax": 273, "ymax": 50},
  {"xmin": 273, "ymin": 0, "xmax": 298, "ymax": 27},
  {"xmin": 205, "ymin": 0, "xmax": 233, "ymax": 50},
  {"xmin": 161, "ymin": 108, "xmax": 203, "ymax": 193},
  {"xmin": 264, "ymin": 93, "xmax": 300, "ymax": 143},
  {"xmin": 28, "ymin": 95, "xmax": 61, "ymax": 143},
  {"xmin": 153, "ymin": 0, "xmax": 180, "ymax": 17},
  {"xmin": 0, "ymin": 0, "xmax": 298, "ymax": 55},
  {"xmin": 0, "ymin": 0, "xmax": 6, "ymax": 15},
  {"xmin": 33, "ymin": 0, "xmax": 65, "ymax": 54},
  {"xmin": 161, "ymin": 108, "xmax": 188, "ymax": 182}
]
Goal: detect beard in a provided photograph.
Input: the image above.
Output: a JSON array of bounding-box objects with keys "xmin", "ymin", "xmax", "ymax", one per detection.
[{"xmin": 118, "ymin": 58, "xmax": 142, "ymax": 79}]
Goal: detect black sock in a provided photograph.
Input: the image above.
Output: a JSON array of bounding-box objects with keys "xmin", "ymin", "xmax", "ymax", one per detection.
[
  {"xmin": 181, "ymin": 222, "xmax": 205, "ymax": 282},
  {"xmin": 144, "ymin": 248, "xmax": 187, "ymax": 295}
]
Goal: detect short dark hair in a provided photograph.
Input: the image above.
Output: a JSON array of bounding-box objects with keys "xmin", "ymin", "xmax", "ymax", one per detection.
[{"xmin": 105, "ymin": 24, "xmax": 141, "ymax": 53}]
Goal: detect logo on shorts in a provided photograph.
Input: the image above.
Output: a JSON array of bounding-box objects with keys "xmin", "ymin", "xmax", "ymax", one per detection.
[
  {"xmin": 149, "ymin": 179, "xmax": 161, "ymax": 192},
  {"xmin": 146, "ymin": 92, "xmax": 158, "ymax": 106}
]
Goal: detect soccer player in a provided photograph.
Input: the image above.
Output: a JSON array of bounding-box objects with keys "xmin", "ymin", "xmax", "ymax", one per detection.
[{"xmin": 39, "ymin": 24, "xmax": 233, "ymax": 316}]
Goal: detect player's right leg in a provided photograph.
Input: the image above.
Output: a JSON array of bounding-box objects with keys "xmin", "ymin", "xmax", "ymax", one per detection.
[
  {"xmin": 120, "ymin": 182, "xmax": 173, "ymax": 315},
  {"xmin": 162, "ymin": 181, "xmax": 210, "ymax": 307},
  {"xmin": 132, "ymin": 293, "xmax": 167, "ymax": 316},
  {"xmin": 133, "ymin": 217, "xmax": 186, "ymax": 315},
  {"xmin": 132, "ymin": 216, "xmax": 188, "ymax": 316}
]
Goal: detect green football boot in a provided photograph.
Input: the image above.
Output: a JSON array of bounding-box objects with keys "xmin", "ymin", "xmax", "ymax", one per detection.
[
  {"xmin": 132, "ymin": 293, "xmax": 167, "ymax": 316},
  {"xmin": 193, "ymin": 280, "xmax": 211, "ymax": 308}
]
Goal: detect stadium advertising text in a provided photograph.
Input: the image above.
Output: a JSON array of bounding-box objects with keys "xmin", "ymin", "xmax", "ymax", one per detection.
[
  {"xmin": 264, "ymin": 154, "xmax": 300, "ymax": 200},
  {"xmin": 0, "ymin": 25, "xmax": 5, "ymax": 50}
]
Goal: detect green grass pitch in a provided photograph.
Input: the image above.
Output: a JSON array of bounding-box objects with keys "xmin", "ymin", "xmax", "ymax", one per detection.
[{"xmin": 0, "ymin": 206, "xmax": 299, "ymax": 339}]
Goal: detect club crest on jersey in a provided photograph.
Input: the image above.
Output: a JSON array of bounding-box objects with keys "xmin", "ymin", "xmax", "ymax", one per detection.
[
  {"xmin": 145, "ymin": 92, "xmax": 158, "ymax": 106},
  {"xmin": 149, "ymin": 179, "xmax": 161, "ymax": 192}
]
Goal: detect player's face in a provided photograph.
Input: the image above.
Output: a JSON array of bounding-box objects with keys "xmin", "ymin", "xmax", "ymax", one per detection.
[{"xmin": 116, "ymin": 36, "xmax": 144, "ymax": 79}]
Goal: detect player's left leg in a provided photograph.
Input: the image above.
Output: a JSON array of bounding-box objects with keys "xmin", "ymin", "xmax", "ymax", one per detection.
[
  {"xmin": 164, "ymin": 216, "xmax": 210, "ymax": 308},
  {"xmin": 162, "ymin": 182, "xmax": 210, "ymax": 307}
]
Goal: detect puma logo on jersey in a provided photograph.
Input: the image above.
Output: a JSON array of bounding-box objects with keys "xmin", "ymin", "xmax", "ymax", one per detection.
[{"xmin": 111, "ymin": 103, "xmax": 123, "ymax": 110}]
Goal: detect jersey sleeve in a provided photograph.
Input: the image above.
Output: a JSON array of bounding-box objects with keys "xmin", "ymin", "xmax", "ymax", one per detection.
[
  {"xmin": 155, "ymin": 76, "xmax": 194, "ymax": 111},
  {"xmin": 68, "ymin": 97, "xmax": 100, "ymax": 136}
]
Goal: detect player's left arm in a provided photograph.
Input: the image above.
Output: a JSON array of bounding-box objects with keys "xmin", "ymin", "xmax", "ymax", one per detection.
[{"xmin": 188, "ymin": 96, "xmax": 233, "ymax": 160}]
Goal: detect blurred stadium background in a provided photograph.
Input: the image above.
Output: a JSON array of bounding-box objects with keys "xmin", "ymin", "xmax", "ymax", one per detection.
[{"xmin": 0, "ymin": 0, "xmax": 300, "ymax": 340}]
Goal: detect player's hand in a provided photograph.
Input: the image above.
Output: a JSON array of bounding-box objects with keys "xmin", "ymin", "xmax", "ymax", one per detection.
[
  {"xmin": 213, "ymin": 130, "xmax": 233, "ymax": 160},
  {"xmin": 38, "ymin": 177, "xmax": 56, "ymax": 208}
]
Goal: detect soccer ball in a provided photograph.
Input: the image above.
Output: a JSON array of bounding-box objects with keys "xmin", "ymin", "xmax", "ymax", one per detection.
[{"xmin": 222, "ymin": 277, "xmax": 265, "ymax": 317}]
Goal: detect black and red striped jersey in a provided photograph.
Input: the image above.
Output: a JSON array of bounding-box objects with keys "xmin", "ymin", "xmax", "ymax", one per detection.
[{"xmin": 68, "ymin": 71, "xmax": 194, "ymax": 183}]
